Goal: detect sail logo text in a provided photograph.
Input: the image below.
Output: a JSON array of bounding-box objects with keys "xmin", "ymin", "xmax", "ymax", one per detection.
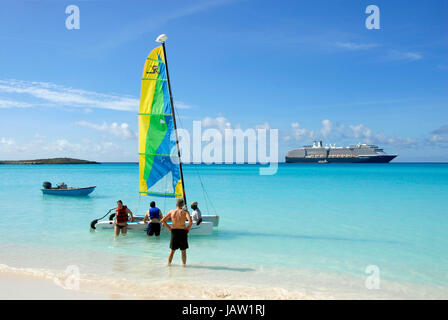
[
  {"xmin": 175, "ymin": 121, "xmax": 278, "ymax": 175},
  {"xmin": 146, "ymin": 66, "xmax": 160, "ymax": 75}
]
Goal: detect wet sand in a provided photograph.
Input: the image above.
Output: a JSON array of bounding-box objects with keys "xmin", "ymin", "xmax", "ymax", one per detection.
[
  {"xmin": 2, "ymin": 265, "xmax": 447, "ymax": 300},
  {"xmin": 0, "ymin": 273, "xmax": 110, "ymax": 299}
]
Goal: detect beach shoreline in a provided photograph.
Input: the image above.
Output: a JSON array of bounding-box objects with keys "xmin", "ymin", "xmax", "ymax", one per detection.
[
  {"xmin": 0, "ymin": 264, "xmax": 324, "ymax": 300},
  {"xmin": 1, "ymin": 262, "xmax": 447, "ymax": 300},
  {"xmin": 0, "ymin": 273, "xmax": 110, "ymax": 300}
]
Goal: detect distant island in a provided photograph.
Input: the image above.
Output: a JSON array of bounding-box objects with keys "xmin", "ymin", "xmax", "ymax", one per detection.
[{"xmin": 0, "ymin": 158, "xmax": 99, "ymax": 165}]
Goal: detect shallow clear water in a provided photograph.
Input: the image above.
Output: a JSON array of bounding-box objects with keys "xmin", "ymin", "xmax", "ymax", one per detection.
[{"xmin": 0, "ymin": 163, "xmax": 447, "ymax": 298}]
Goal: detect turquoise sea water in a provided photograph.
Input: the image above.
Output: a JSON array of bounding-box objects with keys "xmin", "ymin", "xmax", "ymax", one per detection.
[{"xmin": 0, "ymin": 163, "xmax": 447, "ymax": 298}]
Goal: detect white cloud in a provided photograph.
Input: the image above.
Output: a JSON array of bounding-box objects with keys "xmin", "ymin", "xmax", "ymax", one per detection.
[
  {"xmin": 0, "ymin": 79, "xmax": 196, "ymax": 114},
  {"xmin": 201, "ymin": 116, "xmax": 232, "ymax": 131},
  {"xmin": 76, "ymin": 121, "xmax": 137, "ymax": 140},
  {"xmin": 0, "ymin": 135, "xmax": 123, "ymax": 161},
  {"xmin": 284, "ymin": 120, "xmax": 415, "ymax": 148},
  {"xmin": 374, "ymin": 134, "xmax": 416, "ymax": 147},
  {"xmin": 335, "ymin": 42, "xmax": 379, "ymax": 50},
  {"xmin": 429, "ymin": 135, "xmax": 448, "ymax": 143},
  {"xmin": 201, "ymin": 116, "xmax": 271, "ymax": 133},
  {"xmin": 288, "ymin": 122, "xmax": 316, "ymax": 142},
  {"xmin": 320, "ymin": 119, "xmax": 332, "ymax": 138},
  {"xmin": 1, "ymin": 137, "xmax": 16, "ymax": 147},
  {"xmin": 426, "ymin": 125, "xmax": 448, "ymax": 146},
  {"xmin": 344, "ymin": 123, "xmax": 415, "ymax": 147},
  {"xmin": 0, "ymin": 99, "xmax": 32, "ymax": 108},
  {"xmin": 348, "ymin": 124, "xmax": 372, "ymax": 139},
  {"xmin": 174, "ymin": 101, "xmax": 193, "ymax": 109},
  {"xmin": 54, "ymin": 139, "xmax": 82, "ymax": 152},
  {"xmin": 255, "ymin": 122, "xmax": 271, "ymax": 130},
  {"xmin": 386, "ymin": 50, "xmax": 423, "ymax": 61},
  {"xmin": 0, "ymin": 79, "xmax": 139, "ymax": 111}
]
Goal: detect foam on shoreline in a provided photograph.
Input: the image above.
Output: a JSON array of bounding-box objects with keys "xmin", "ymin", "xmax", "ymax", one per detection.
[
  {"xmin": 0, "ymin": 263, "xmax": 324, "ymax": 299},
  {"xmin": 1, "ymin": 262, "xmax": 447, "ymax": 300}
]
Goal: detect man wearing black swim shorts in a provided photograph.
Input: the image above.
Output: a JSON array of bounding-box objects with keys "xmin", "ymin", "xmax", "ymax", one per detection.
[
  {"xmin": 161, "ymin": 199, "xmax": 192, "ymax": 265},
  {"xmin": 144, "ymin": 201, "xmax": 163, "ymax": 237}
]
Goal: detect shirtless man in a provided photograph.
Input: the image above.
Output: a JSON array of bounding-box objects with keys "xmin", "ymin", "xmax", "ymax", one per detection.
[{"xmin": 161, "ymin": 199, "xmax": 192, "ymax": 265}]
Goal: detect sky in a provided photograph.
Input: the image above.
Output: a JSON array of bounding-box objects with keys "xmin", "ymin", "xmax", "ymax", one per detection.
[{"xmin": 0, "ymin": 0, "xmax": 447, "ymax": 162}]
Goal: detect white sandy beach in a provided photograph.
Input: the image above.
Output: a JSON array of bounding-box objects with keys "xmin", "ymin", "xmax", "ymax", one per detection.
[
  {"xmin": 2, "ymin": 263, "xmax": 447, "ymax": 300},
  {"xmin": 0, "ymin": 266, "xmax": 322, "ymax": 300},
  {"xmin": 0, "ymin": 273, "xmax": 109, "ymax": 300}
]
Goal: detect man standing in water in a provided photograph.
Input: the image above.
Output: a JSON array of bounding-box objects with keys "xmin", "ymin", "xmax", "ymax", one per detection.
[
  {"xmin": 161, "ymin": 199, "xmax": 192, "ymax": 265},
  {"xmin": 144, "ymin": 201, "xmax": 163, "ymax": 238},
  {"xmin": 114, "ymin": 200, "xmax": 134, "ymax": 236}
]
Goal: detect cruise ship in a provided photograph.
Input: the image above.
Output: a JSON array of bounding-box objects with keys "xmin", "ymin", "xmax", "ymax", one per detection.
[{"xmin": 285, "ymin": 141, "xmax": 397, "ymax": 163}]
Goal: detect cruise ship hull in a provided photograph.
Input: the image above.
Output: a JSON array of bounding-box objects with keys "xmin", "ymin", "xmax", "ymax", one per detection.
[{"xmin": 285, "ymin": 155, "xmax": 397, "ymax": 163}]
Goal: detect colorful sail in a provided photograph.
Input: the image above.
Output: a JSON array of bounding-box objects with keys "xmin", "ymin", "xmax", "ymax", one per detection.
[{"xmin": 139, "ymin": 46, "xmax": 183, "ymax": 198}]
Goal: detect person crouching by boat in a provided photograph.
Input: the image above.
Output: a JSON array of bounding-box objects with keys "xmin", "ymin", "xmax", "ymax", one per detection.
[
  {"xmin": 161, "ymin": 199, "xmax": 192, "ymax": 265},
  {"xmin": 144, "ymin": 201, "xmax": 163, "ymax": 238},
  {"xmin": 114, "ymin": 200, "xmax": 134, "ymax": 236},
  {"xmin": 190, "ymin": 201, "xmax": 202, "ymax": 226}
]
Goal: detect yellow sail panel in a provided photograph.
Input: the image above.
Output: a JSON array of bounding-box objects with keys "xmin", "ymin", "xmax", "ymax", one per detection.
[
  {"xmin": 138, "ymin": 115, "xmax": 149, "ymax": 154},
  {"xmin": 139, "ymin": 154, "xmax": 148, "ymax": 194},
  {"xmin": 139, "ymin": 46, "xmax": 165, "ymax": 114},
  {"xmin": 174, "ymin": 180, "xmax": 183, "ymax": 199}
]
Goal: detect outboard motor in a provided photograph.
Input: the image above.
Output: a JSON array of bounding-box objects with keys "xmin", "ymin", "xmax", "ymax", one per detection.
[
  {"xmin": 90, "ymin": 208, "xmax": 116, "ymax": 230},
  {"xmin": 42, "ymin": 181, "xmax": 52, "ymax": 189}
]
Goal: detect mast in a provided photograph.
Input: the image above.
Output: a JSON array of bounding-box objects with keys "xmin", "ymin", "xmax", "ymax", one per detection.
[{"xmin": 159, "ymin": 36, "xmax": 187, "ymax": 207}]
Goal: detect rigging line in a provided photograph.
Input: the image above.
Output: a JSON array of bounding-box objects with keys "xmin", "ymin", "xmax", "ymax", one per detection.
[
  {"xmin": 202, "ymin": 177, "xmax": 210, "ymax": 216},
  {"xmin": 200, "ymin": 173, "xmax": 217, "ymax": 215},
  {"xmin": 173, "ymin": 103, "xmax": 217, "ymax": 215},
  {"xmin": 174, "ymin": 109, "xmax": 217, "ymax": 214},
  {"xmin": 163, "ymin": 170, "xmax": 168, "ymax": 214},
  {"xmin": 137, "ymin": 194, "xmax": 141, "ymax": 214},
  {"xmin": 201, "ymin": 175, "xmax": 210, "ymax": 215}
]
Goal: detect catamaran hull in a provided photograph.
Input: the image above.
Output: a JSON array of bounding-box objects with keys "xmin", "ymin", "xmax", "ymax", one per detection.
[
  {"xmin": 197, "ymin": 215, "xmax": 219, "ymax": 226},
  {"xmin": 95, "ymin": 220, "xmax": 214, "ymax": 235},
  {"xmin": 130, "ymin": 214, "xmax": 218, "ymax": 227}
]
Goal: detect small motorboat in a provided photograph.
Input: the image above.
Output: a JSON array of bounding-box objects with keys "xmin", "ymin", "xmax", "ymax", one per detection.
[{"xmin": 41, "ymin": 181, "xmax": 96, "ymax": 196}]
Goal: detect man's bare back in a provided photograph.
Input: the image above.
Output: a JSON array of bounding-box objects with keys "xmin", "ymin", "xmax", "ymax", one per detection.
[{"xmin": 168, "ymin": 208, "xmax": 191, "ymax": 230}]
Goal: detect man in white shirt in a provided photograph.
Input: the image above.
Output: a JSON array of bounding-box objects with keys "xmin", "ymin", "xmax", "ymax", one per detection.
[{"xmin": 190, "ymin": 201, "xmax": 202, "ymax": 226}]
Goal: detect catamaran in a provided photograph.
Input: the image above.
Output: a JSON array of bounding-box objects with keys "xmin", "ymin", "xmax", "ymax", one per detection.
[{"xmin": 93, "ymin": 34, "xmax": 219, "ymax": 235}]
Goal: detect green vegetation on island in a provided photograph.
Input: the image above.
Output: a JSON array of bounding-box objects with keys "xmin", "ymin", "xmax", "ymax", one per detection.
[{"xmin": 0, "ymin": 158, "xmax": 99, "ymax": 165}]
